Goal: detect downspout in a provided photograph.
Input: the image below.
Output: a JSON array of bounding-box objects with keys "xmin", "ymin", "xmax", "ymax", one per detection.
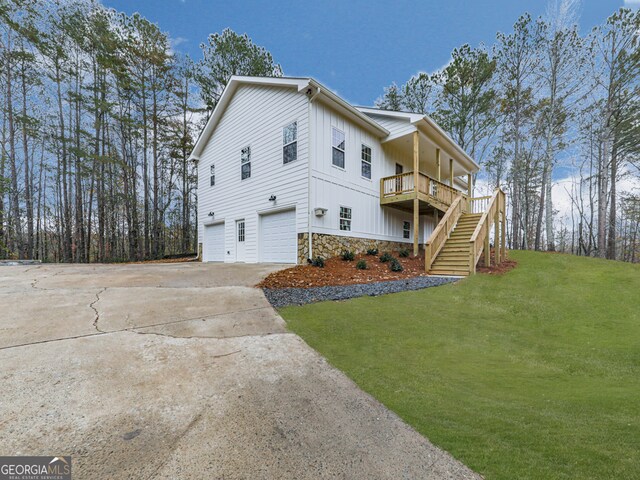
[{"xmin": 307, "ymin": 85, "xmax": 321, "ymax": 261}]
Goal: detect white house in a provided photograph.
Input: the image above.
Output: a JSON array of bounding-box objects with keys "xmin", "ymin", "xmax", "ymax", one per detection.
[{"xmin": 190, "ymin": 76, "xmax": 506, "ymax": 275}]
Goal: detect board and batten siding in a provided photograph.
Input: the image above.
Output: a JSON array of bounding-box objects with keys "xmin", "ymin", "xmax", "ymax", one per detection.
[
  {"xmin": 309, "ymin": 101, "xmax": 435, "ymax": 244},
  {"xmin": 197, "ymin": 84, "xmax": 309, "ymax": 262}
]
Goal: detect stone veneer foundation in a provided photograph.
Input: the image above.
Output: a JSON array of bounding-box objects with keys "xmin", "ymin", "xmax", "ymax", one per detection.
[{"xmin": 297, "ymin": 232, "xmax": 415, "ymax": 264}]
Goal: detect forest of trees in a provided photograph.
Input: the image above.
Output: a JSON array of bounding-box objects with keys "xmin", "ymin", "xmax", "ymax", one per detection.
[
  {"xmin": 0, "ymin": 0, "xmax": 281, "ymax": 262},
  {"xmin": 1, "ymin": 0, "xmax": 638, "ymax": 263},
  {"xmin": 377, "ymin": 2, "xmax": 639, "ymax": 262}
]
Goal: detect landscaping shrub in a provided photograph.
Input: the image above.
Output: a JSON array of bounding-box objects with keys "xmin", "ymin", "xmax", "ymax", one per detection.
[
  {"xmin": 356, "ymin": 259, "xmax": 368, "ymax": 270},
  {"xmin": 310, "ymin": 256, "xmax": 325, "ymax": 268},
  {"xmin": 366, "ymin": 248, "xmax": 379, "ymax": 256},
  {"xmin": 398, "ymin": 248, "xmax": 410, "ymax": 258},
  {"xmin": 341, "ymin": 250, "xmax": 355, "ymax": 261},
  {"xmin": 389, "ymin": 258, "xmax": 403, "ymax": 272},
  {"xmin": 379, "ymin": 252, "xmax": 393, "ymax": 263}
]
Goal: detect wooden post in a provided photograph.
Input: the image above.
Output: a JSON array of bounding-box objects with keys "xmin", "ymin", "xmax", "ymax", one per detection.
[
  {"xmin": 494, "ymin": 207, "xmax": 501, "ymax": 265},
  {"xmin": 435, "ymin": 148, "xmax": 441, "ymax": 182},
  {"xmin": 449, "ymin": 158, "xmax": 454, "ymax": 187},
  {"xmin": 413, "ymin": 131, "xmax": 420, "ymax": 257},
  {"xmin": 484, "ymin": 221, "xmax": 491, "ymax": 267},
  {"xmin": 501, "ymin": 194, "xmax": 506, "ymax": 262},
  {"xmin": 467, "ymin": 173, "xmax": 473, "ymax": 197}
]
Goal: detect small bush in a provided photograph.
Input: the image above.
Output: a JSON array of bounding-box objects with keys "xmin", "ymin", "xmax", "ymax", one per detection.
[
  {"xmin": 310, "ymin": 256, "xmax": 325, "ymax": 268},
  {"xmin": 398, "ymin": 248, "xmax": 410, "ymax": 258},
  {"xmin": 341, "ymin": 250, "xmax": 355, "ymax": 261},
  {"xmin": 366, "ymin": 248, "xmax": 379, "ymax": 256},
  {"xmin": 389, "ymin": 258, "xmax": 404, "ymax": 272},
  {"xmin": 379, "ymin": 252, "xmax": 393, "ymax": 263},
  {"xmin": 356, "ymin": 259, "xmax": 368, "ymax": 270}
]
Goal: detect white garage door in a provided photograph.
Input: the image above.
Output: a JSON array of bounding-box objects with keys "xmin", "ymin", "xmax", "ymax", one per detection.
[
  {"xmin": 260, "ymin": 209, "xmax": 297, "ymax": 263},
  {"xmin": 203, "ymin": 223, "xmax": 225, "ymax": 262}
]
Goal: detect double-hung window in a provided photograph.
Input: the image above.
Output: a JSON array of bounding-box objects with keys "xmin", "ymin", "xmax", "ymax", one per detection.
[
  {"xmin": 210, "ymin": 164, "xmax": 215, "ymax": 186},
  {"xmin": 403, "ymin": 221, "xmax": 411, "ymax": 239},
  {"xmin": 283, "ymin": 122, "xmax": 297, "ymax": 164},
  {"xmin": 361, "ymin": 144, "xmax": 372, "ymax": 179},
  {"xmin": 332, "ymin": 127, "xmax": 345, "ymax": 169},
  {"xmin": 241, "ymin": 146, "xmax": 251, "ymax": 180},
  {"xmin": 340, "ymin": 206, "xmax": 352, "ymax": 231}
]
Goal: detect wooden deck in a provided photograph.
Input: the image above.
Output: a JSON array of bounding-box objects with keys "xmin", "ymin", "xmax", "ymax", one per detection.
[{"xmin": 380, "ymin": 171, "xmax": 507, "ymax": 275}]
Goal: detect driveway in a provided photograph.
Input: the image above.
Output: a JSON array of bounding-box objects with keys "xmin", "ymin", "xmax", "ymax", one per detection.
[{"xmin": 0, "ymin": 262, "xmax": 479, "ymax": 479}]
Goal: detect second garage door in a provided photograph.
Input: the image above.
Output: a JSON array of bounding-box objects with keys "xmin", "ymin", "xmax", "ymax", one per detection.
[{"xmin": 260, "ymin": 209, "xmax": 297, "ymax": 263}]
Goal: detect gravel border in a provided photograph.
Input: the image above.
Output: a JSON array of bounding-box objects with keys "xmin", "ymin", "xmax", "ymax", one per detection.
[{"xmin": 263, "ymin": 275, "xmax": 460, "ymax": 308}]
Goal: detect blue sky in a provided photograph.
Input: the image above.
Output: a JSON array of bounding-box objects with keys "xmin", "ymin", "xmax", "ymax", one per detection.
[{"xmin": 103, "ymin": 0, "xmax": 632, "ymax": 106}]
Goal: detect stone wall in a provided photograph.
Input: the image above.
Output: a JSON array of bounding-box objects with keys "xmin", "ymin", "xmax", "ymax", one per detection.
[{"xmin": 297, "ymin": 232, "xmax": 416, "ymax": 263}]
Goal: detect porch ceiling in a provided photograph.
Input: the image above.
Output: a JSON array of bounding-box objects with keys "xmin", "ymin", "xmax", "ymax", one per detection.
[{"xmin": 383, "ymin": 130, "xmax": 472, "ymax": 180}]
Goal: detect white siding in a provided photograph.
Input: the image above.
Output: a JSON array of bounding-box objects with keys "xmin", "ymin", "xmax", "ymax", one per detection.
[
  {"xmin": 365, "ymin": 113, "xmax": 416, "ymax": 140},
  {"xmin": 197, "ymin": 84, "xmax": 309, "ymax": 263},
  {"xmin": 309, "ymin": 101, "xmax": 434, "ymax": 245}
]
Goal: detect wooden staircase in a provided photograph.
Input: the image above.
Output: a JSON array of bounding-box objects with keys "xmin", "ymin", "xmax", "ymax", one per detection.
[
  {"xmin": 429, "ymin": 213, "xmax": 482, "ymax": 276},
  {"xmin": 424, "ymin": 188, "xmax": 507, "ymax": 276}
]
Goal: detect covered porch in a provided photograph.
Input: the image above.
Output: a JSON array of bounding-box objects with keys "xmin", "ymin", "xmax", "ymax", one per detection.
[{"xmin": 379, "ymin": 130, "xmax": 479, "ymax": 256}]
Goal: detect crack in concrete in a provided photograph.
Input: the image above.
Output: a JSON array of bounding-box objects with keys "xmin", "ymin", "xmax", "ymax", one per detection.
[
  {"xmin": 30, "ymin": 270, "xmax": 63, "ymax": 291},
  {"xmin": 90, "ymin": 288, "xmax": 108, "ymax": 333}
]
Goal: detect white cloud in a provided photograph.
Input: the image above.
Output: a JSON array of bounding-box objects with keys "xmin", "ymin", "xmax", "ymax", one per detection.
[{"xmin": 624, "ymin": 0, "xmax": 640, "ymax": 6}]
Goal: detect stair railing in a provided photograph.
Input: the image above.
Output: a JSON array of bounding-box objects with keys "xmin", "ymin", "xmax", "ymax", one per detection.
[
  {"xmin": 425, "ymin": 195, "xmax": 464, "ymax": 272},
  {"xmin": 468, "ymin": 188, "xmax": 505, "ymax": 273}
]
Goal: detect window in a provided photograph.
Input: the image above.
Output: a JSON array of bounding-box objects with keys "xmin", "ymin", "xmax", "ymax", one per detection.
[
  {"xmin": 361, "ymin": 144, "xmax": 372, "ymax": 179},
  {"xmin": 237, "ymin": 220, "xmax": 245, "ymax": 242},
  {"xmin": 332, "ymin": 127, "xmax": 345, "ymax": 169},
  {"xmin": 210, "ymin": 164, "xmax": 215, "ymax": 186},
  {"xmin": 241, "ymin": 146, "xmax": 251, "ymax": 180},
  {"xmin": 340, "ymin": 206, "xmax": 351, "ymax": 231},
  {"xmin": 283, "ymin": 122, "xmax": 297, "ymax": 164},
  {"xmin": 403, "ymin": 221, "xmax": 411, "ymax": 239}
]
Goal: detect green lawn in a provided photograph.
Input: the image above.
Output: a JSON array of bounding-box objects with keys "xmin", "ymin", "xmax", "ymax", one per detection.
[{"xmin": 280, "ymin": 251, "xmax": 640, "ymax": 480}]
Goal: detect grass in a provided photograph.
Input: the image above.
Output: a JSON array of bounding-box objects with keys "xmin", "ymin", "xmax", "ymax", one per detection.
[{"xmin": 280, "ymin": 251, "xmax": 640, "ymax": 480}]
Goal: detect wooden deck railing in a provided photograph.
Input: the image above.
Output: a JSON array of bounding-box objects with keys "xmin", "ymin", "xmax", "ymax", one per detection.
[
  {"xmin": 424, "ymin": 195, "xmax": 465, "ymax": 271},
  {"xmin": 381, "ymin": 171, "xmax": 466, "ymax": 208},
  {"xmin": 469, "ymin": 188, "xmax": 506, "ymax": 273}
]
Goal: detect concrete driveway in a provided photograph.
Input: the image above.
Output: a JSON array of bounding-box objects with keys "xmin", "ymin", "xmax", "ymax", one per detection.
[{"xmin": 0, "ymin": 262, "xmax": 479, "ymax": 479}]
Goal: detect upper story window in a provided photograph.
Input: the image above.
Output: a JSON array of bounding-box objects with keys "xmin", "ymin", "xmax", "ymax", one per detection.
[
  {"xmin": 241, "ymin": 146, "xmax": 251, "ymax": 180},
  {"xmin": 340, "ymin": 206, "xmax": 351, "ymax": 231},
  {"xmin": 283, "ymin": 122, "xmax": 297, "ymax": 164},
  {"xmin": 210, "ymin": 164, "xmax": 215, "ymax": 186},
  {"xmin": 403, "ymin": 221, "xmax": 411, "ymax": 239},
  {"xmin": 361, "ymin": 144, "xmax": 372, "ymax": 179},
  {"xmin": 332, "ymin": 127, "xmax": 345, "ymax": 169}
]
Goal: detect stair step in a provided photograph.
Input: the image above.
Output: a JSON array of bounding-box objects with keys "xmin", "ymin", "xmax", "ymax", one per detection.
[
  {"xmin": 429, "ymin": 269, "xmax": 470, "ymax": 276},
  {"xmin": 437, "ymin": 252, "xmax": 470, "ymax": 259},
  {"xmin": 432, "ymin": 260, "xmax": 471, "ymax": 267}
]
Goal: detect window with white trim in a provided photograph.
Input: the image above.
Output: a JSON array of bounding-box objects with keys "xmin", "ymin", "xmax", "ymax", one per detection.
[
  {"xmin": 210, "ymin": 164, "xmax": 215, "ymax": 186},
  {"xmin": 332, "ymin": 127, "xmax": 345, "ymax": 169},
  {"xmin": 241, "ymin": 146, "xmax": 251, "ymax": 180},
  {"xmin": 361, "ymin": 144, "xmax": 372, "ymax": 179},
  {"xmin": 340, "ymin": 206, "xmax": 351, "ymax": 231},
  {"xmin": 403, "ymin": 221, "xmax": 411, "ymax": 239},
  {"xmin": 283, "ymin": 122, "xmax": 297, "ymax": 164}
]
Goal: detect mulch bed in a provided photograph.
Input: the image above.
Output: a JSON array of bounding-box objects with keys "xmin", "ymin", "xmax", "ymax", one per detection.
[
  {"xmin": 259, "ymin": 249, "xmax": 517, "ymax": 289},
  {"xmin": 258, "ymin": 251, "xmax": 430, "ymax": 289}
]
